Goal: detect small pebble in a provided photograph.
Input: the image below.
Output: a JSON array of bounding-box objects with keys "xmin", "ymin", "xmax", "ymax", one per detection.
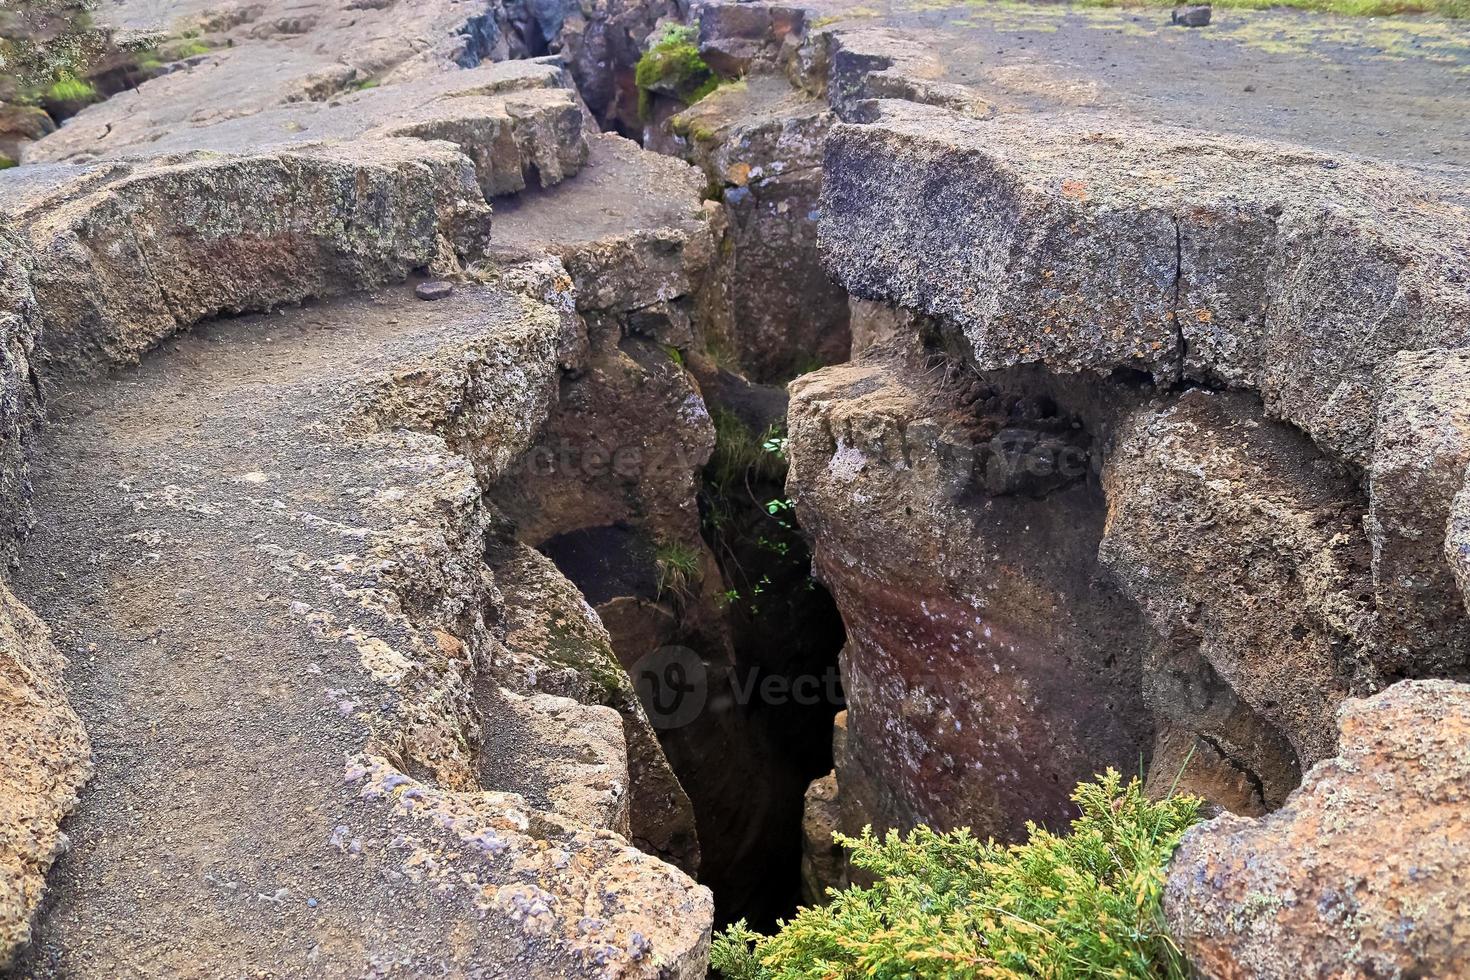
[{"xmin": 415, "ymin": 281, "xmax": 454, "ymax": 301}]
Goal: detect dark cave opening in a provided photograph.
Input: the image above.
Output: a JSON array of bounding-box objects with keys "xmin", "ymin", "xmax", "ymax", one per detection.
[{"xmin": 534, "ymin": 397, "xmax": 848, "ymax": 933}]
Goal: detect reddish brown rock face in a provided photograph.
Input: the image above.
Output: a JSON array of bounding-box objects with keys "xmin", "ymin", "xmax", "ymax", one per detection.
[{"xmin": 788, "ymin": 355, "xmax": 1151, "ymax": 842}]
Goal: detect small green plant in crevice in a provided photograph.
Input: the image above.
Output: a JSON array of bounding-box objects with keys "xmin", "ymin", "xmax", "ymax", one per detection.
[
  {"xmin": 711, "ymin": 770, "xmax": 1203, "ymax": 980},
  {"xmin": 43, "ymin": 71, "xmax": 95, "ymax": 103},
  {"xmin": 707, "ymin": 407, "xmax": 786, "ymax": 496},
  {"xmin": 655, "ymin": 539, "xmax": 702, "ymax": 602},
  {"xmin": 634, "ymin": 23, "xmax": 719, "ymax": 119}
]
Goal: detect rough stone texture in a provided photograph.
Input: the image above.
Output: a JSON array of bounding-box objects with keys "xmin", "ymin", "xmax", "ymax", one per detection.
[
  {"xmin": 668, "ymin": 75, "xmax": 850, "ymax": 381},
  {"xmin": 794, "ymin": 26, "xmax": 992, "ymax": 120},
  {"xmin": 1450, "ymin": 481, "xmax": 1470, "ymax": 618},
  {"xmin": 847, "ymin": 297, "xmax": 915, "ymax": 359},
  {"xmin": 1368, "ymin": 349, "xmax": 1470, "ymax": 677},
  {"xmin": 0, "ymin": 228, "xmax": 40, "ymax": 553},
  {"xmin": 1101, "ymin": 391, "xmax": 1376, "ymax": 776},
  {"xmin": 694, "ymin": 0, "xmax": 807, "ymax": 78},
  {"xmin": 488, "ymin": 542, "xmax": 702, "ymax": 873},
  {"xmin": 486, "ymin": 131, "xmax": 818, "ymax": 924},
  {"xmin": 7, "ymin": 283, "xmax": 711, "ymax": 977},
  {"xmin": 786, "ymin": 352, "xmax": 1151, "ymax": 841},
  {"xmin": 36, "ymin": 59, "xmax": 591, "ymax": 202},
  {"xmin": 1165, "ymin": 679, "xmax": 1470, "ymax": 979},
  {"xmin": 798, "ymin": 770, "xmax": 844, "ymax": 907},
  {"xmin": 820, "ymin": 100, "xmax": 1470, "ymax": 464},
  {"xmin": 488, "ymin": 132, "xmax": 718, "ymax": 551},
  {"xmin": 551, "ymin": 0, "xmax": 690, "ymax": 134},
  {"xmin": 0, "ymin": 584, "xmax": 90, "ymax": 968},
  {"xmin": 2, "ymin": 141, "xmax": 489, "ymax": 377},
  {"xmin": 28, "ymin": 0, "xmax": 537, "ymax": 164},
  {"xmin": 494, "ymin": 134, "xmax": 716, "ymax": 318}
]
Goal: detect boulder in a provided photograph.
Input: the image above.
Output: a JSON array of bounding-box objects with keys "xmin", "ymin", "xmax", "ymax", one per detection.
[
  {"xmin": 1100, "ymin": 391, "xmax": 1376, "ymax": 775},
  {"xmin": 1166, "ymin": 679, "xmax": 1470, "ymax": 979}
]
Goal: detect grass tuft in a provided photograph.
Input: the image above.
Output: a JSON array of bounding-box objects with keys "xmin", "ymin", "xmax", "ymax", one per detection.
[
  {"xmin": 44, "ymin": 73, "xmax": 96, "ymax": 103},
  {"xmin": 711, "ymin": 769, "xmax": 1203, "ymax": 980},
  {"xmin": 655, "ymin": 540, "xmax": 703, "ymax": 601},
  {"xmin": 707, "ymin": 407, "xmax": 786, "ymax": 495}
]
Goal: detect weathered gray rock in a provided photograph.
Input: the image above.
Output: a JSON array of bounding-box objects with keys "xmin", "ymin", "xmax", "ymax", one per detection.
[
  {"xmin": 1172, "ymin": 5, "xmax": 1213, "ymax": 27},
  {"xmin": 492, "ymin": 133, "xmax": 717, "ymax": 319},
  {"xmin": 695, "ymin": 1, "xmax": 807, "ymax": 77},
  {"xmin": 29, "ymin": 0, "xmax": 528, "ymax": 163},
  {"xmin": 35, "ymin": 59, "xmax": 590, "ymax": 201},
  {"xmin": 8, "ymin": 282, "xmax": 713, "ymax": 977},
  {"xmin": 0, "ymin": 228, "xmax": 40, "ymax": 554},
  {"xmin": 489, "ymin": 542, "xmax": 702, "ymax": 873},
  {"xmin": 2, "ymin": 140, "xmax": 489, "ymax": 376},
  {"xmin": 848, "ymin": 297, "xmax": 916, "ymax": 358},
  {"xmin": 1100, "ymin": 391, "xmax": 1376, "ymax": 775},
  {"xmin": 1166, "ymin": 679, "xmax": 1470, "ymax": 979},
  {"xmin": 1368, "ymin": 349, "xmax": 1470, "ymax": 676},
  {"xmin": 797, "ymin": 27, "xmax": 991, "ymax": 120},
  {"xmin": 669, "ymin": 75, "xmax": 850, "ymax": 381},
  {"xmin": 820, "ymin": 100, "xmax": 1470, "ymax": 463}
]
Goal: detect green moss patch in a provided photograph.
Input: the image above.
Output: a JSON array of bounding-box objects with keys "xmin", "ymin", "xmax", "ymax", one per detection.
[{"xmin": 635, "ymin": 24, "xmax": 720, "ymax": 118}]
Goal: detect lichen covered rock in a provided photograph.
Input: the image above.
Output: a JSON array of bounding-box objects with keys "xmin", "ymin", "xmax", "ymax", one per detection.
[
  {"xmin": 0, "ymin": 584, "xmax": 90, "ymax": 967},
  {"xmin": 1165, "ymin": 679, "xmax": 1470, "ymax": 979}
]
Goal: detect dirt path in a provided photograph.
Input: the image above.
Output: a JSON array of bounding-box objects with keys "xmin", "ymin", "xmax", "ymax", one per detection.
[{"xmin": 9, "ymin": 285, "xmax": 705, "ymax": 977}]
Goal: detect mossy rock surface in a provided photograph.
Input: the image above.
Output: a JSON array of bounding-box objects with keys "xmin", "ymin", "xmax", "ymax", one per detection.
[{"xmin": 635, "ymin": 25, "xmax": 718, "ymax": 116}]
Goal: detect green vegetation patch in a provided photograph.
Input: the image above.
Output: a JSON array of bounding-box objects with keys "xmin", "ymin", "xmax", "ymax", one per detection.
[
  {"xmin": 707, "ymin": 406, "xmax": 786, "ymax": 494},
  {"xmin": 635, "ymin": 24, "xmax": 720, "ymax": 117},
  {"xmin": 712, "ymin": 770, "xmax": 1203, "ymax": 979},
  {"xmin": 1067, "ymin": 0, "xmax": 1468, "ymax": 18},
  {"xmin": 43, "ymin": 71, "xmax": 94, "ymax": 102},
  {"xmin": 655, "ymin": 539, "xmax": 703, "ymax": 601}
]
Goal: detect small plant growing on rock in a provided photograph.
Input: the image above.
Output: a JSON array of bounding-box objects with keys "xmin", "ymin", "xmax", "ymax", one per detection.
[
  {"xmin": 634, "ymin": 24, "xmax": 719, "ymax": 119},
  {"xmin": 655, "ymin": 540, "xmax": 702, "ymax": 602},
  {"xmin": 711, "ymin": 770, "xmax": 1202, "ymax": 979}
]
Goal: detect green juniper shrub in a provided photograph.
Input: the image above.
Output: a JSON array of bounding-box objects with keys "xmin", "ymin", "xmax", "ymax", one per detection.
[{"xmin": 711, "ymin": 769, "xmax": 1202, "ymax": 980}]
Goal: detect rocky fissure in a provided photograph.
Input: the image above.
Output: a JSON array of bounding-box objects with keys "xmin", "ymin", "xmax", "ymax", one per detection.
[{"xmin": 1, "ymin": 0, "xmax": 1469, "ymax": 977}]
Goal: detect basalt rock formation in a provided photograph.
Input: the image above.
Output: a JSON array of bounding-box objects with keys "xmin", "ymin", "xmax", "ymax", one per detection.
[{"xmin": 3, "ymin": 0, "xmax": 1470, "ymax": 976}]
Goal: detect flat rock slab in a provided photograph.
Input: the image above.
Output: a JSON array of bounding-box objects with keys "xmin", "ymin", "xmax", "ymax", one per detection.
[
  {"xmin": 8, "ymin": 283, "xmax": 710, "ymax": 977},
  {"xmin": 491, "ymin": 132, "xmax": 714, "ymax": 316},
  {"xmin": 31, "ymin": 0, "xmax": 513, "ymax": 163},
  {"xmin": 788, "ymin": 0, "xmax": 1470, "ymax": 167}
]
